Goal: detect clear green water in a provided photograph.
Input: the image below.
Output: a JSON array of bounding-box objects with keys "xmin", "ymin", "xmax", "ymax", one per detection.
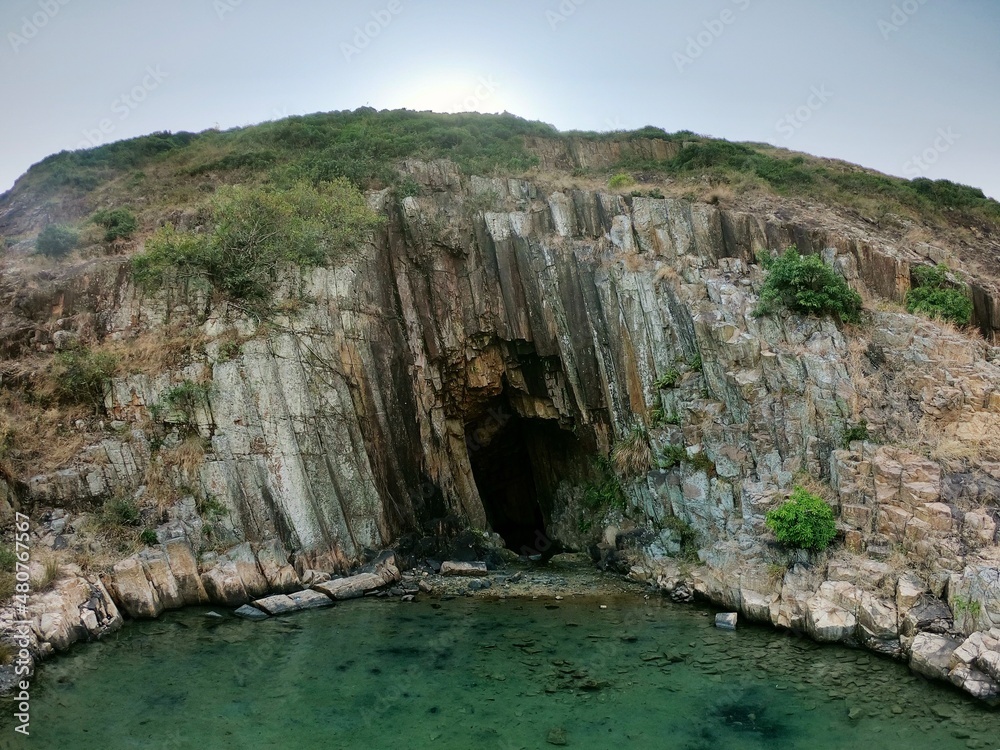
[{"xmin": 2, "ymin": 596, "xmax": 999, "ymax": 749}]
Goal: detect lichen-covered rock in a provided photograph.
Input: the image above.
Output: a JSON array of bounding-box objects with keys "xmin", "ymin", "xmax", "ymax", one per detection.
[
  {"xmin": 107, "ymin": 556, "xmax": 161, "ymax": 619},
  {"xmin": 255, "ymin": 540, "xmax": 300, "ymax": 594},
  {"xmin": 805, "ymin": 596, "xmax": 857, "ymax": 642},
  {"xmin": 201, "ymin": 562, "xmax": 250, "ymax": 607},
  {"xmin": 910, "ymin": 633, "xmax": 961, "ymax": 681},
  {"xmin": 164, "ymin": 539, "xmax": 209, "ymax": 605},
  {"xmin": 313, "ymin": 572, "xmax": 386, "ymax": 600}
]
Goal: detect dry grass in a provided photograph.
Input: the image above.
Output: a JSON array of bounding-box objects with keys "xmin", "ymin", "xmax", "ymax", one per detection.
[
  {"xmin": 0, "ymin": 391, "xmax": 87, "ymax": 476},
  {"xmin": 792, "ymin": 471, "xmax": 835, "ymax": 503},
  {"xmin": 700, "ymin": 185, "xmax": 735, "ymax": 206},
  {"xmin": 104, "ymin": 326, "xmax": 209, "ymax": 377},
  {"xmin": 611, "ymin": 426, "xmax": 652, "ymax": 478},
  {"xmin": 31, "ymin": 555, "xmax": 62, "ymax": 591}
]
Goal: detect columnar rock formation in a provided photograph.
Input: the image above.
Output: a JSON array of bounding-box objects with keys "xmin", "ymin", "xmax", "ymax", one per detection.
[{"xmin": 2, "ymin": 150, "xmax": 1000, "ymax": 701}]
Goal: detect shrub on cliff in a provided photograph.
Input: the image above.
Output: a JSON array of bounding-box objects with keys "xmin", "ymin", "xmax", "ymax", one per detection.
[
  {"xmin": 755, "ymin": 247, "xmax": 863, "ymax": 323},
  {"xmin": 132, "ymin": 179, "xmax": 383, "ymax": 309},
  {"xmin": 36, "ymin": 224, "xmax": 78, "ymax": 257},
  {"xmin": 48, "ymin": 347, "xmax": 118, "ymax": 411},
  {"xmin": 765, "ymin": 487, "xmax": 837, "ymax": 551},
  {"xmin": 91, "ymin": 207, "xmax": 138, "ymax": 242},
  {"xmin": 905, "ymin": 264, "xmax": 973, "ymax": 326}
]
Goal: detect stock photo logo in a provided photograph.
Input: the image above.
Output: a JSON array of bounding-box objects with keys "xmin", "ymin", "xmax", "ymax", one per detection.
[
  {"xmin": 7, "ymin": 0, "xmax": 71, "ymax": 53},
  {"xmin": 74, "ymin": 66, "xmax": 168, "ymax": 149},
  {"xmin": 341, "ymin": 0, "xmax": 404, "ymax": 63},
  {"xmin": 673, "ymin": 0, "xmax": 752, "ymax": 72}
]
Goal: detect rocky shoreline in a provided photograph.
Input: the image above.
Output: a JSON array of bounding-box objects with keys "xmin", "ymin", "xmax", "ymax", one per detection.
[{"xmin": 3, "ymin": 530, "xmax": 999, "ymax": 707}]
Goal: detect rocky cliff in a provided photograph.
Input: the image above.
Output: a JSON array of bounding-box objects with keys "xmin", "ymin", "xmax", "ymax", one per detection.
[{"xmin": 2, "ymin": 135, "xmax": 1000, "ymax": 702}]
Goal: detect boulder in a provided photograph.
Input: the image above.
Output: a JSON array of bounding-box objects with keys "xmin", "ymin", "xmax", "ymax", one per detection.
[
  {"xmin": 288, "ymin": 589, "xmax": 333, "ymax": 610},
  {"xmin": 107, "ymin": 556, "xmax": 161, "ymax": 618},
  {"xmin": 314, "ymin": 572, "xmax": 386, "ymax": 600},
  {"xmin": 139, "ymin": 548, "xmax": 184, "ymax": 610},
  {"xmin": 253, "ymin": 594, "xmax": 298, "ymax": 616},
  {"xmin": 255, "ymin": 540, "xmax": 300, "ymax": 593},
  {"xmin": 440, "ymin": 561, "xmax": 488, "ymax": 576},
  {"xmin": 805, "ymin": 596, "xmax": 857, "ymax": 642},
  {"xmin": 978, "ymin": 650, "xmax": 1000, "ymax": 682},
  {"xmin": 910, "ymin": 633, "xmax": 961, "ymax": 681},
  {"xmin": 948, "ymin": 664, "xmax": 1000, "ymax": 702},
  {"xmin": 227, "ymin": 542, "xmax": 270, "ymax": 599},
  {"xmin": 233, "ymin": 604, "xmax": 269, "ymax": 621},
  {"xmin": 900, "ymin": 598, "xmax": 953, "ymax": 636},
  {"xmin": 896, "ymin": 573, "xmax": 925, "ymax": 613},
  {"xmin": 164, "ymin": 539, "xmax": 209, "ymax": 605},
  {"xmin": 858, "ymin": 592, "xmax": 901, "ymax": 656},
  {"xmin": 715, "ymin": 612, "xmax": 738, "ymax": 630},
  {"xmin": 949, "ymin": 566, "xmax": 1000, "ymax": 633},
  {"xmin": 201, "ymin": 562, "xmax": 250, "ymax": 607}
]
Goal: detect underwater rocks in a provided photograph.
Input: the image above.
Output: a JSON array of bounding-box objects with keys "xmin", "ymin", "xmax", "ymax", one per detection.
[{"xmin": 715, "ymin": 612, "xmax": 738, "ymax": 630}]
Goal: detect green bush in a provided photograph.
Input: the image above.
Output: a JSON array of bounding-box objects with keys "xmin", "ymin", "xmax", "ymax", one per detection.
[
  {"xmin": 0, "ymin": 571, "xmax": 14, "ymax": 602},
  {"xmin": 100, "ymin": 496, "xmax": 141, "ymax": 528},
  {"xmin": 91, "ymin": 208, "xmax": 138, "ymax": 242},
  {"xmin": 654, "ymin": 369, "xmax": 681, "ymax": 389},
  {"xmin": 160, "ymin": 380, "xmax": 212, "ymax": 423},
  {"xmin": 132, "ymin": 179, "xmax": 383, "ymax": 308},
  {"xmin": 765, "ymin": 487, "xmax": 837, "ymax": 551},
  {"xmin": 0, "ymin": 544, "xmax": 16, "ymax": 571},
  {"xmin": 36, "ymin": 224, "xmax": 78, "ymax": 257},
  {"xmin": 608, "ymin": 173, "xmax": 635, "ymax": 189},
  {"xmin": 658, "ymin": 445, "xmax": 688, "ymax": 470},
  {"xmin": 842, "ymin": 420, "xmax": 871, "ymax": 447},
  {"xmin": 905, "ymin": 264, "xmax": 973, "ymax": 325},
  {"xmin": 140, "ymin": 529, "xmax": 159, "ymax": 546},
  {"xmin": 50, "ymin": 348, "xmax": 118, "ymax": 409},
  {"xmin": 581, "ymin": 459, "xmax": 626, "ymax": 511},
  {"xmin": 756, "ymin": 247, "xmax": 863, "ymax": 323}
]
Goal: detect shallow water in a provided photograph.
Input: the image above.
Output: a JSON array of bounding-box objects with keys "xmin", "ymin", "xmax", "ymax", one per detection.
[{"xmin": 2, "ymin": 595, "xmax": 999, "ymax": 749}]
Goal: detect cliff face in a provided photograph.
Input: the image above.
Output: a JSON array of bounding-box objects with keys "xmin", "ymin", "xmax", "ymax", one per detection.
[{"xmin": 3, "ymin": 154, "xmax": 1000, "ymax": 700}]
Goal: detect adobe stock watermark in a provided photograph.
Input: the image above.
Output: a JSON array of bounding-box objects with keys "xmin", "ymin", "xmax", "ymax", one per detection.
[
  {"xmin": 214, "ymin": 0, "xmax": 244, "ymax": 21},
  {"xmin": 546, "ymin": 0, "xmax": 586, "ymax": 30},
  {"xmin": 7, "ymin": 0, "xmax": 72, "ymax": 54},
  {"xmin": 903, "ymin": 127, "xmax": 960, "ymax": 177},
  {"xmin": 674, "ymin": 0, "xmax": 752, "ymax": 73},
  {"xmin": 341, "ymin": 0, "xmax": 404, "ymax": 63},
  {"xmin": 877, "ymin": 0, "xmax": 931, "ymax": 39},
  {"xmin": 75, "ymin": 66, "xmax": 168, "ymax": 150},
  {"xmin": 450, "ymin": 76, "xmax": 499, "ymax": 113},
  {"xmin": 775, "ymin": 85, "xmax": 833, "ymax": 139},
  {"xmin": 11, "ymin": 512, "xmax": 32, "ymax": 737}
]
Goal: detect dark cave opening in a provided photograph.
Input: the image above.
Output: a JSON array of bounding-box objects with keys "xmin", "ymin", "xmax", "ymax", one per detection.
[{"xmin": 465, "ymin": 397, "xmax": 590, "ymax": 555}]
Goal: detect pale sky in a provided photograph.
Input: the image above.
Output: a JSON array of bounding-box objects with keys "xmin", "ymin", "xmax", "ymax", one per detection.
[{"xmin": 1, "ymin": 0, "xmax": 998, "ymax": 198}]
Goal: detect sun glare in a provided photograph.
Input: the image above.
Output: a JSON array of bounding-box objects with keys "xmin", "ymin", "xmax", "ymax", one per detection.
[{"xmin": 393, "ymin": 72, "xmax": 508, "ymax": 114}]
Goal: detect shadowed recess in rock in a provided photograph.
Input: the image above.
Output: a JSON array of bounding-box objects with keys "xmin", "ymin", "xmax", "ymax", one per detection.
[{"xmin": 465, "ymin": 393, "xmax": 591, "ymax": 554}]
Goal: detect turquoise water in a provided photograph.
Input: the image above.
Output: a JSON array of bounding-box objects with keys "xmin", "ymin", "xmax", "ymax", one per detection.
[{"xmin": 2, "ymin": 596, "xmax": 999, "ymax": 749}]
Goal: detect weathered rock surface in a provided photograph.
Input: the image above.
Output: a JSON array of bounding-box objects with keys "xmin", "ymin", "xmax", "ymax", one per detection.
[
  {"xmin": 440, "ymin": 561, "xmax": 489, "ymax": 576},
  {"xmin": 3, "ymin": 151, "xmax": 1000, "ymax": 703},
  {"xmin": 910, "ymin": 633, "xmax": 962, "ymax": 681},
  {"xmin": 313, "ymin": 553, "xmax": 401, "ymax": 600}
]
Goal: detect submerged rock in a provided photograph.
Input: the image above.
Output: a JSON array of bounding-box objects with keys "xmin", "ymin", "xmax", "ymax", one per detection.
[
  {"xmin": 233, "ymin": 605, "xmax": 269, "ymax": 621},
  {"xmin": 715, "ymin": 612, "xmax": 738, "ymax": 630}
]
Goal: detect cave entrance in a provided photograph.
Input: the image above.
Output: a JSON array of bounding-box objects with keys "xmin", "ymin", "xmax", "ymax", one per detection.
[{"xmin": 465, "ymin": 397, "xmax": 589, "ymax": 555}]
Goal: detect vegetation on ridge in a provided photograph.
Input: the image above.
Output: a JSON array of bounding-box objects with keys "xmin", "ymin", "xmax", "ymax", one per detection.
[
  {"xmin": 905, "ymin": 264, "xmax": 973, "ymax": 326},
  {"xmin": 755, "ymin": 247, "xmax": 864, "ymax": 323},
  {"xmin": 765, "ymin": 487, "xmax": 837, "ymax": 551},
  {"xmin": 9, "ymin": 108, "xmax": 999, "ymax": 253},
  {"xmin": 131, "ymin": 179, "xmax": 382, "ymax": 309}
]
